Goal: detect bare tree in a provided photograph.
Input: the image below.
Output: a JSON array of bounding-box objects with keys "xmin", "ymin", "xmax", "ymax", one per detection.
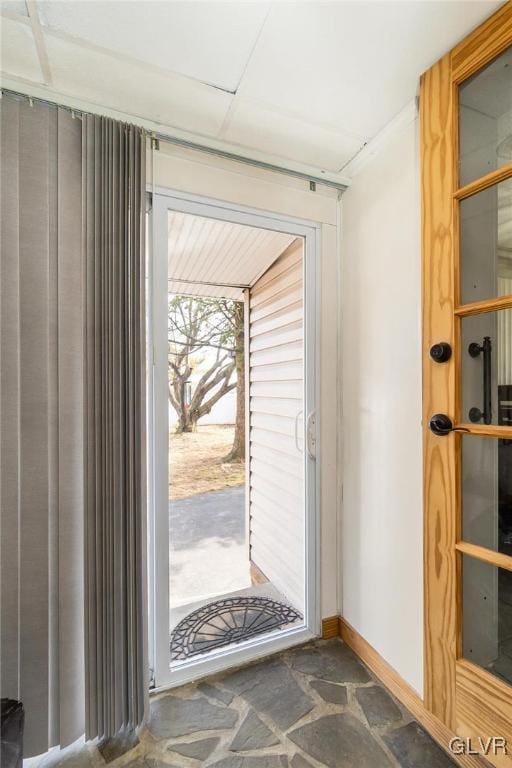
[
  {"xmin": 168, "ymin": 295, "xmax": 244, "ymax": 458},
  {"xmin": 223, "ymin": 301, "xmax": 245, "ymax": 462}
]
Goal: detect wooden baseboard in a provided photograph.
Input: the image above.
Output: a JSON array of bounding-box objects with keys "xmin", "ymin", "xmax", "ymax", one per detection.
[
  {"xmin": 321, "ymin": 615, "xmax": 340, "ymax": 639},
  {"xmin": 338, "ymin": 618, "xmax": 487, "ymax": 768}
]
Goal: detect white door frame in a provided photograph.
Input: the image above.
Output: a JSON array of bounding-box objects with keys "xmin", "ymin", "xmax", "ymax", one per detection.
[{"xmin": 149, "ymin": 186, "xmax": 321, "ymax": 690}]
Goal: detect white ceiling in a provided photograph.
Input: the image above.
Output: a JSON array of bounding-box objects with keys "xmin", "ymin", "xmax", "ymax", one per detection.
[
  {"xmin": 0, "ymin": 1, "xmax": 504, "ymax": 183},
  {"xmin": 168, "ymin": 210, "xmax": 297, "ymax": 300}
]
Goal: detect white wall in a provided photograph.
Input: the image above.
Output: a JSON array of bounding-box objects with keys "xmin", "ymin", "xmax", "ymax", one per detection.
[
  {"xmin": 340, "ymin": 113, "xmax": 424, "ymax": 694},
  {"xmin": 169, "ymin": 390, "xmax": 235, "ymax": 426}
]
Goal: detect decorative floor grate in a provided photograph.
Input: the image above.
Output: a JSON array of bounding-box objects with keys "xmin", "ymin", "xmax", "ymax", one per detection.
[{"xmin": 170, "ymin": 596, "xmax": 302, "ymax": 661}]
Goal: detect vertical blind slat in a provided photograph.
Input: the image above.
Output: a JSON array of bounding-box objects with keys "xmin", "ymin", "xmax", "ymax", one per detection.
[
  {"xmin": 18, "ymin": 101, "xmax": 51, "ymax": 753},
  {"xmin": 0, "ymin": 95, "xmax": 21, "ymax": 704},
  {"xmin": 47, "ymin": 101, "xmax": 59, "ymax": 750},
  {"xmin": 57, "ymin": 107, "xmax": 85, "ymax": 747}
]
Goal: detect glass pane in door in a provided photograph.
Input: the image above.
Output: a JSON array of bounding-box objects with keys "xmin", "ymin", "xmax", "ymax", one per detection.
[
  {"xmin": 461, "ymin": 309, "xmax": 512, "ymax": 426},
  {"xmin": 459, "ymin": 178, "xmax": 512, "ymax": 304},
  {"xmin": 462, "ymin": 435, "xmax": 512, "ymax": 556},
  {"xmin": 462, "ymin": 554, "xmax": 512, "ymax": 686},
  {"xmin": 459, "ymin": 45, "xmax": 512, "ymax": 187}
]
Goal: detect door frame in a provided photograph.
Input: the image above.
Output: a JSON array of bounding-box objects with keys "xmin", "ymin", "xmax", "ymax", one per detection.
[
  {"xmin": 148, "ymin": 186, "xmax": 321, "ymax": 690},
  {"xmin": 421, "ymin": 0, "xmax": 512, "ymax": 748}
]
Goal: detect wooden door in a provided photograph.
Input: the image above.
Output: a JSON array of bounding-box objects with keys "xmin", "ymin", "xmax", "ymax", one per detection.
[{"xmin": 422, "ymin": 4, "xmax": 512, "ymax": 765}]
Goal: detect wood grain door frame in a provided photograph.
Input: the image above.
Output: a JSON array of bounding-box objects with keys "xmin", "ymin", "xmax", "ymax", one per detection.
[{"xmin": 421, "ymin": 0, "xmax": 512, "ymax": 744}]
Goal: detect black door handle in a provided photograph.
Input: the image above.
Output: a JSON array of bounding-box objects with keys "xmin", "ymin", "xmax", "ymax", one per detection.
[
  {"xmin": 429, "ymin": 413, "xmax": 454, "ymax": 436},
  {"xmin": 468, "ymin": 336, "xmax": 492, "ymax": 424},
  {"xmin": 430, "ymin": 342, "xmax": 452, "ymax": 363}
]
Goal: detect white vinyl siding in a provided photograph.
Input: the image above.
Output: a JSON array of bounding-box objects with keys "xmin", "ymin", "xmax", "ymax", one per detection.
[{"xmin": 248, "ymin": 238, "xmax": 304, "ymax": 612}]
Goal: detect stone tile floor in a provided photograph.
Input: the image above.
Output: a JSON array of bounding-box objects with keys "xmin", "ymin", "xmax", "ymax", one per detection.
[{"xmin": 39, "ymin": 640, "xmax": 457, "ymax": 768}]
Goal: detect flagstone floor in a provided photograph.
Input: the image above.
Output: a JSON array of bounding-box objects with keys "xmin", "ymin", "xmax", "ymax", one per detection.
[{"xmin": 40, "ymin": 639, "xmax": 457, "ymax": 768}]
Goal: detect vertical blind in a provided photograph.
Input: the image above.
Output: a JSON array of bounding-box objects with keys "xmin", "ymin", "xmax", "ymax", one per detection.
[
  {"xmin": 83, "ymin": 115, "xmax": 148, "ymax": 740},
  {"xmin": 0, "ymin": 95, "xmax": 84, "ymax": 756},
  {"xmin": 1, "ymin": 95, "xmax": 148, "ymax": 754}
]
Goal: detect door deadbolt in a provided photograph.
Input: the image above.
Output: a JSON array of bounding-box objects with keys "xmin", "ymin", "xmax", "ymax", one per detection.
[
  {"xmin": 429, "ymin": 413, "xmax": 454, "ymax": 436},
  {"xmin": 429, "ymin": 342, "xmax": 452, "ymax": 363}
]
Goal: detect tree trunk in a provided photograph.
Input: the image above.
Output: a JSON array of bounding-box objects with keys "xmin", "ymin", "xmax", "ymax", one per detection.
[
  {"xmin": 225, "ymin": 303, "xmax": 245, "ymax": 463},
  {"xmin": 176, "ymin": 409, "xmax": 197, "ymax": 433},
  {"xmin": 173, "ymin": 377, "xmax": 197, "ymax": 433}
]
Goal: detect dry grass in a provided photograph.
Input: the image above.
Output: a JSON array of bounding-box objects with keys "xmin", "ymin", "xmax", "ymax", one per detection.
[{"xmin": 169, "ymin": 424, "xmax": 245, "ymax": 500}]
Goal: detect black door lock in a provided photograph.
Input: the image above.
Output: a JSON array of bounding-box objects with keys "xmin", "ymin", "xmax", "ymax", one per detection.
[
  {"xmin": 429, "ymin": 413, "xmax": 454, "ymax": 436},
  {"xmin": 430, "ymin": 342, "xmax": 452, "ymax": 363}
]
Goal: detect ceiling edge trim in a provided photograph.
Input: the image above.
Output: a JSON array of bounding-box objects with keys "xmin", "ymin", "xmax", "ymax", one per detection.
[
  {"xmin": 340, "ymin": 98, "xmax": 418, "ymax": 180},
  {"xmin": 0, "ymin": 76, "xmax": 351, "ymax": 190}
]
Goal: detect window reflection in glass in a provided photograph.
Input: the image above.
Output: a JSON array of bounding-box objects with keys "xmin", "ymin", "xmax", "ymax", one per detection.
[
  {"xmin": 463, "ymin": 555, "xmax": 512, "ymax": 686},
  {"xmin": 459, "ymin": 46, "xmax": 512, "ymax": 186}
]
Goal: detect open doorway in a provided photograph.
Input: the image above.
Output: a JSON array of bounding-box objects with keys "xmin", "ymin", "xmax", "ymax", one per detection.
[{"xmin": 150, "ymin": 192, "xmax": 319, "ymax": 688}]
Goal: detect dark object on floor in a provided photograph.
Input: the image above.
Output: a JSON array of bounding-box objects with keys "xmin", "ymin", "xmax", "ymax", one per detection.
[
  {"xmin": 1, "ymin": 699, "xmax": 24, "ymax": 768},
  {"xmin": 170, "ymin": 596, "xmax": 302, "ymax": 660}
]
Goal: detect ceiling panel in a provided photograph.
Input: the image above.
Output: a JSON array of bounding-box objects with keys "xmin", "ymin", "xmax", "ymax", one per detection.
[
  {"xmin": 0, "ymin": 17, "xmax": 43, "ymax": 82},
  {"xmin": 1, "ymin": 1, "xmax": 503, "ymax": 181},
  {"xmin": 0, "ymin": 0, "xmax": 27, "ymax": 15},
  {"xmin": 44, "ymin": 32, "xmax": 232, "ymax": 137},
  {"xmin": 239, "ymin": 1, "xmax": 503, "ymax": 140},
  {"xmin": 168, "ymin": 211, "xmax": 297, "ymax": 301},
  {"xmin": 223, "ymin": 98, "xmax": 364, "ymax": 173},
  {"xmin": 38, "ymin": 1, "xmax": 269, "ymax": 92}
]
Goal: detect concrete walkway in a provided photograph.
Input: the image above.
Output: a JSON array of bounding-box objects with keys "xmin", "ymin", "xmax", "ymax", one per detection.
[
  {"xmin": 169, "ymin": 486, "xmax": 252, "ymax": 612},
  {"xmin": 170, "ymin": 486, "xmax": 245, "ymax": 550}
]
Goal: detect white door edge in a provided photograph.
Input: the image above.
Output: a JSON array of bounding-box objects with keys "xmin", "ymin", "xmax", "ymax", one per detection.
[
  {"xmin": 151, "ymin": 626, "xmax": 317, "ymax": 694},
  {"xmin": 149, "ymin": 189, "xmax": 321, "ymax": 688}
]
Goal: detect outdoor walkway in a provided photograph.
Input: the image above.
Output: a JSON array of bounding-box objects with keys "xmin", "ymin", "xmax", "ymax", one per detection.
[{"xmin": 169, "ymin": 486, "xmax": 251, "ymax": 612}]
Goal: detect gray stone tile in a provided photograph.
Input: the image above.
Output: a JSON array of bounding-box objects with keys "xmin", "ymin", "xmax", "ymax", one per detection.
[
  {"xmin": 309, "ymin": 680, "xmax": 347, "ymax": 705},
  {"xmin": 288, "ymin": 713, "xmax": 393, "ymax": 768},
  {"xmin": 167, "ymin": 737, "xmax": 220, "ymax": 760},
  {"xmin": 290, "ymin": 756, "xmax": 314, "ymax": 768},
  {"xmin": 384, "ymin": 722, "xmax": 456, "ymax": 768},
  {"xmin": 209, "ymin": 757, "xmax": 288, "ymax": 768},
  {"xmin": 148, "ymin": 695, "xmax": 237, "ymax": 738},
  {"xmin": 198, "ymin": 682, "xmax": 235, "ymax": 705},
  {"xmin": 355, "ymin": 685, "xmax": 402, "ymax": 727},
  {"xmin": 222, "ymin": 660, "xmax": 314, "ymax": 730},
  {"xmin": 230, "ymin": 710, "xmax": 280, "ymax": 751},
  {"xmin": 289, "ymin": 642, "xmax": 370, "ymax": 684},
  {"xmin": 98, "ymin": 728, "xmax": 139, "ymax": 762},
  {"xmin": 125, "ymin": 760, "xmax": 181, "ymax": 768},
  {"xmin": 38, "ymin": 744, "xmax": 95, "ymax": 768}
]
